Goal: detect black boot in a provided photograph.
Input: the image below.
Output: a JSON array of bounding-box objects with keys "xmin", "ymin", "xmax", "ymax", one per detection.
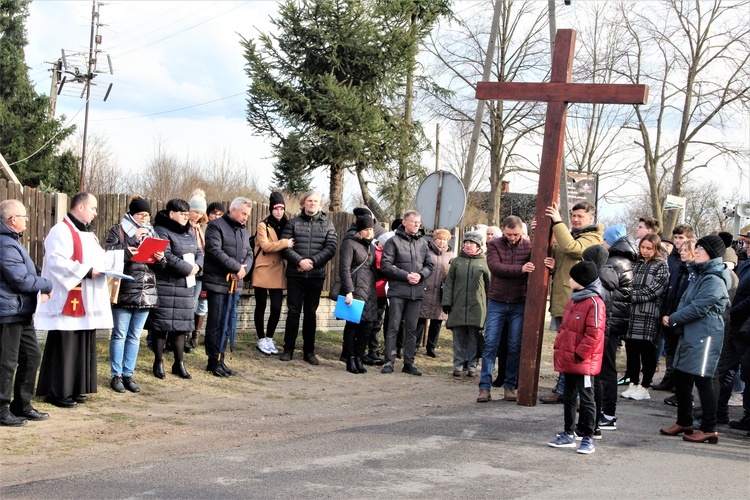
[
  {"xmin": 653, "ymin": 367, "xmax": 674, "ymax": 391},
  {"xmin": 346, "ymin": 357, "xmax": 359, "ymax": 374},
  {"xmin": 153, "ymin": 336, "xmax": 166, "ymax": 379},
  {"xmin": 206, "ymin": 358, "xmax": 228, "ymax": 377},
  {"xmin": 354, "ymin": 356, "xmax": 367, "ymax": 374},
  {"xmin": 172, "ymin": 361, "xmax": 192, "ymax": 379},
  {"xmin": 220, "ymin": 353, "xmax": 234, "ymax": 376},
  {"xmin": 153, "ymin": 360, "xmax": 165, "ymax": 379}
]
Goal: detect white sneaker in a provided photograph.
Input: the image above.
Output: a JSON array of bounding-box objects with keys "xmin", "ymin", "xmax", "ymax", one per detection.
[
  {"xmin": 630, "ymin": 385, "xmax": 651, "ymax": 400},
  {"xmin": 257, "ymin": 338, "xmax": 272, "ymax": 355},
  {"xmin": 728, "ymin": 392, "xmax": 743, "ymax": 407},
  {"xmin": 621, "ymin": 383, "xmax": 636, "ymax": 399},
  {"xmin": 266, "ymin": 337, "xmax": 278, "ymax": 354}
]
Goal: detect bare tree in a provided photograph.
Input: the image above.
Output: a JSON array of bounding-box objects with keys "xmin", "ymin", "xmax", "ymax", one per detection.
[
  {"xmin": 130, "ymin": 138, "xmax": 199, "ymax": 202},
  {"xmin": 616, "ymin": 0, "xmax": 750, "ymax": 235},
  {"xmin": 423, "ymin": 0, "xmax": 549, "ymax": 224},
  {"xmin": 62, "ymin": 131, "xmax": 124, "ymax": 194}
]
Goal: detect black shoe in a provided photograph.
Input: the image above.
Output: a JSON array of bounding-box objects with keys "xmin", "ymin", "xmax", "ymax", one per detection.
[
  {"xmin": 17, "ymin": 408, "xmax": 49, "ymax": 421},
  {"xmin": 354, "ymin": 356, "xmax": 367, "ymax": 374},
  {"xmin": 664, "ymin": 394, "xmax": 690, "ymax": 406},
  {"xmin": 402, "ymin": 364, "xmax": 422, "ymax": 376},
  {"xmin": 73, "ymin": 395, "xmax": 87, "ymax": 404},
  {"xmin": 0, "ymin": 414, "xmax": 27, "ymax": 426},
  {"xmin": 122, "ymin": 377, "xmax": 141, "ymax": 393},
  {"xmin": 729, "ymin": 414, "xmax": 750, "ymax": 431},
  {"xmin": 45, "ymin": 396, "xmax": 77, "ymax": 408},
  {"xmin": 381, "ymin": 362, "xmax": 394, "ymax": 374},
  {"xmin": 220, "ymin": 361, "xmax": 234, "ymax": 376},
  {"xmin": 110, "ymin": 376, "xmax": 126, "ymax": 393},
  {"xmin": 346, "ymin": 357, "xmax": 359, "ymax": 374},
  {"xmin": 716, "ymin": 413, "xmax": 730, "ymax": 425},
  {"xmin": 304, "ymin": 353, "xmax": 320, "ymax": 366},
  {"xmin": 425, "ymin": 350, "xmax": 437, "ymax": 358},
  {"xmin": 279, "ymin": 351, "xmax": 293, "ymax": 362},
  {"xmin": 171, "ymin": 361, "xmax": 192, "ymax": 379},
  {"xmin": 153, "ymin": 360, "xmax": 165, "ymax": 379},
  {"xmin": 365, "ymin": 353, "xmax": 384, "ymax": 366},
  {"xmin": 207, "ymin": 362, "xmax": 228, "ymax": 377},
  {"xmin": 617, "ymin": 376, "xmax": 630, "ymax": 386}
]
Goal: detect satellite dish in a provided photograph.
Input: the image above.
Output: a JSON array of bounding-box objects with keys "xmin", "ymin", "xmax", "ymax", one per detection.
[{"xmin": 415, "ymin": 171, "xmax": 466, "ymax": 231}]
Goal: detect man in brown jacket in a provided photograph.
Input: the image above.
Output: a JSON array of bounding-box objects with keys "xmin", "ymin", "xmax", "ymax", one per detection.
[{"xmin": 477, "ymin": 216, "xmax": 535, "ymax": 402}]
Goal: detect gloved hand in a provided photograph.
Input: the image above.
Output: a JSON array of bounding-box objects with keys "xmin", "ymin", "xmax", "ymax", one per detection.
[{"xmin": 442, "ymin": 305, "xmax": 451, "ymax": 315}]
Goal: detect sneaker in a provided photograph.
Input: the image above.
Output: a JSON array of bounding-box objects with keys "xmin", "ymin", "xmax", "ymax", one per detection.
[
  {"xmin": 630, "ymin": 385, "xmax": 651, "ymax": 400},
  {"xmin": 503, "ymin": 387, "xmax": 517, "ymax": 401},
  {"xmin": 477, "ymin": 389, "xmax": 491, "ymax": 403},
  {"xmin": 664, "ymin": 394, "xmax": 681, "ymax": 406},
  {"xmin": 548, "ymin": 432, "xmax": 576, "ymax": 448},
  {"xmin": 402, "ymin": 364, "xmax": 422, "ymax": 376},
  {"xmin": 728, "ymin": 392, "xmax": 743, "ymax": 407},
  {"xmin": 728, "ymin": 414, "xmax": 750, "ymax": 431},
  {"xmin": 381, "ymin": 362, "xmax": 394, "ymax": 374},
  {"xmin": 577, "ymin": 436, "xmax": 595, "ymax": 454},
  {"xmin": 621, "ymin": 383, "xmax": 637, "ymax": 399},
  {"xmin": 257, "ymin": 339, "xmax": 272, "ymax": 355},
  {"xmin": 266, "ymin": 338, "xmax": 279, "ymax": 355},
  {"xmin": 110, "ymin": 376, "xmax": 125, "ymax": 393},
  {"xmin": 617, "ymin": 376, "xmax": 630, "ymax": 386},
  {"xmin": 598, "ymin": 416, "xmax": 617, "ymax": 431}
]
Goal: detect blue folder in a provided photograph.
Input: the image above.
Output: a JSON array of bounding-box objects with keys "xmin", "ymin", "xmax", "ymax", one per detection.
[{"xmin": 334, "ymin": 296, "xmax": 365, "ymax": 324}]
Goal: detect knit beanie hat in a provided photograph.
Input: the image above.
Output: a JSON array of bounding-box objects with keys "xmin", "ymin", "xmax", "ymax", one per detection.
[
  {"xmin": 207, "ymin": 201, "xmax": 225, "ymax": 214},
  {"xmin": 463, "ymin": 231, "xmax": 484, "ymax": 247},
  {"xmin": 570, "ymin": 261, "xmax": 599, "ymax": 287},
  {"xmin": 377, "ymin": 231, "xmax": 395, "ymax": 246},
  {"xmin": 353, "ymin": 207, "xmax": 374, "ymax": 218},
  {"xmin": 602, "ymin": 223, "xmax": 626, "ymax": 246},
  {"xmin": 391, "ymin": 218, "xmax": 403, "ymax": 231},
  {"xmin": 188, "ymin": 189, "xmax": 207, "ymax": 212},
  {"xmin": 723, "ymin": 247, "xmax": 738, "ymax": 266},
  {"xmin": 582, "ymin": 245, "xmax": 609, "ymax": 268},
  {"xmin": 269, "ymin": 192, "xmax": 285, "ymax": 210},
  {"xmin": 433, "ymin": 229, "xmax": 451, "ymax": 240},
  {"xmin": 696, "ymin": 234, "xmax": 726, "ymax": 260},
  {"xmin": 718, "ymin": 231, "xmax": 733, "ymax": 248},
  {"xmin": 356, "ymin": 215, "xmax": 375, "ymax": 232},
  {"xmin": 128, "ymin": 196, "xmax": 151, "ymax": 216}
]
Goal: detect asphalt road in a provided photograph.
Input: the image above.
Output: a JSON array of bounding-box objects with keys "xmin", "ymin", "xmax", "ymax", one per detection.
[{"xmin": 3, "ymin": 395, "xmax": 748, "ymax": 499}]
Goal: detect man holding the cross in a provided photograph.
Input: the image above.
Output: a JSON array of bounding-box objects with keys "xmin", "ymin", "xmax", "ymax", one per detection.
[
  {"xmin": 540, "ymin": 201, "xmax": 603, "ymax": 404},
  {"xmin": 36, "ymin": 193, "xmax": 113, "ymax": 408}
]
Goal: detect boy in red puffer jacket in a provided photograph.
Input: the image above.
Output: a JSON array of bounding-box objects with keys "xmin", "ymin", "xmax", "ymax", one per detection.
[{"xmin": 548, "ymin": 261, "xmax": 606, "ymax": 455}]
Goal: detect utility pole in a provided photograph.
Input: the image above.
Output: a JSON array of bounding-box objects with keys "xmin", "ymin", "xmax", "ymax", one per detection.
[{"xmin": 79, "ymin": 0, "xmax": 99, "ymax": 192}]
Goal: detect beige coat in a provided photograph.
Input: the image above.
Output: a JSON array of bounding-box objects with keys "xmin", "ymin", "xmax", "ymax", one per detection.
[
  {"xmin": 549, "ymin": 223, "xmax": 604, "ymax": 318},
  {"xmin": 251, "ymin": 221, "xmax": 290, "ymax": 289}
]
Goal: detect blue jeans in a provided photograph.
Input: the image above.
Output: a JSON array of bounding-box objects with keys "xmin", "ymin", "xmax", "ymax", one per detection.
[
  {"xmin": 109, "ymin": 308, "xmax": 150, "ymax": 377},
  {"xmin": 480, "ymin": 300, "xmax": 525, "ymax": 390}
]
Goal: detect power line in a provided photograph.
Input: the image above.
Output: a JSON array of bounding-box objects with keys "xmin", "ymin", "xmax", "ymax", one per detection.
[{"xmin": 93, "ymin": 92, "xmax": 245, "ymax": 121}]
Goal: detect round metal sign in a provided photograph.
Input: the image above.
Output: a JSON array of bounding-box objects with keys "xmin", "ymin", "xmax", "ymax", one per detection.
[{"xmin": 415, "ymin": 170, "xmax": 466, "ymax": 231}]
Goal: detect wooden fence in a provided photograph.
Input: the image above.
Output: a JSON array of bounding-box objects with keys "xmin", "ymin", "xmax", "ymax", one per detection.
[{"xmin": 0, "ymin": 180, "xmax": 358, "ymax": 290}]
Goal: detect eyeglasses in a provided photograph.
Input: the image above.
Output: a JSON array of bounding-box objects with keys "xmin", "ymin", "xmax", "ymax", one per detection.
[
  {"xmin": 12, "ymin": 214, "xmax": 29, "ymax": 220},
  {"xmin": 695, "ymin": 246, "xmax": 704, "ymax": 252},
  {"xmin": 175, "ymin": 211, "xmax": 190, "ymax": 218}
]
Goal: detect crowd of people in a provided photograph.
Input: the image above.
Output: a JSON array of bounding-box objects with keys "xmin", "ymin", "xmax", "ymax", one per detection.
[{"xmin": 0, "ymin": 192, "xmax": 748, "ymax": 458}]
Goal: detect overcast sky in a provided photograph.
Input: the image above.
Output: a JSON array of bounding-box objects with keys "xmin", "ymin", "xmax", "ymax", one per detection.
[{"xmin": 23, "ymin": 0, "xmax": 750, "ymax": 218}]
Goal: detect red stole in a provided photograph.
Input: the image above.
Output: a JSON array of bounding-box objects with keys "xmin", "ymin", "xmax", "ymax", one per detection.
[{"xmin": 61, "ymin": 218, "xmax": 86, "ymax": 317}]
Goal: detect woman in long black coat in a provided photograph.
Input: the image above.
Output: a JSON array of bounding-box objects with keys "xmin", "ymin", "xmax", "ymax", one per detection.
[
  {"xmin": 339, "ymin": 216, "xmax": 378, "ymax": 374},
  {"xmin": 151, "ymin": 199, "xmax": 203, "ymax": 380}
]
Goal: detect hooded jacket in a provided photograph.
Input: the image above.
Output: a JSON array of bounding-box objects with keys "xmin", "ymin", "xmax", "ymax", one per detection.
[
  {"xmin": 442, "ymin": 248, "xmax": 490, "ymax": 329},
  {"xmin": 550, "ymin": 223, "xmax": 604, "ymax": 317},
  {"xmin": 0, "ymin": 219, "xmax": 53, "ymax": 323},
  {"xmin": 380, "ymin": 226, "xmax": 434, "ymax": 300},
  {"xmin": 669, "ymin": 258, "xmax": 730, "ymax": 377},
  {"xmin": 598, "ymin": 235, "xmax": 637, "ymax": 337},
  {"xmin": 553, "ymin": 281, "xmax": 606, "ymax": 375}
]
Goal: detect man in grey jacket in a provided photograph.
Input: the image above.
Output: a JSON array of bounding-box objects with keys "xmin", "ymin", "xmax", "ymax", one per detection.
[{"xmin": 380, "ymin": 210, "xmax": 434, "ymax": 375}]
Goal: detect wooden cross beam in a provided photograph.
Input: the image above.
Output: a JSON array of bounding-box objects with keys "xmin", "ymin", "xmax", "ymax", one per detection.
[{"xmin": 475, "ymin": 29, "xmax": 648, "ymax": 406}]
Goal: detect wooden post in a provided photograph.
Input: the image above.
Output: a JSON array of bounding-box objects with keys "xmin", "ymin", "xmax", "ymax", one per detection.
[{"xmin": 475, "ymin": 29, "xmax": 648, "ymax": 406}]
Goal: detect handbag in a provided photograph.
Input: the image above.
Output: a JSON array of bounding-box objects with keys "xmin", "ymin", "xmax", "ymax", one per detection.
[{"xmin": 329, "ymin": 246, "xmax": 371, "ymax": 301}]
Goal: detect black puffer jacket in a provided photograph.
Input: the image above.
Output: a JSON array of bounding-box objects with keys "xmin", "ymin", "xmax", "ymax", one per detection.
[
  {"xmin": 380, "ymin": 226, "xmax": 434, "ymax": 300},
  {"xmin": 152, "ymin": 210, "xmax": 203, "ymax": 332},
  {"xmin": 105, "ymin": 223, "xmax": 164, "ymax": 309},
  {"xmin": 599, "ymin": 235, "xmax": 637, "ymax": 337},
  {"xmin": 281, "ymin": 210, "xmax": 337, "ymax": 279},
  {"xmin": 338, "ymin": 234, "xmax": 377, "ymax": 324},
  {"xmin": 202, "ymin": 213, "xmax": 253, "ymax": 293}
]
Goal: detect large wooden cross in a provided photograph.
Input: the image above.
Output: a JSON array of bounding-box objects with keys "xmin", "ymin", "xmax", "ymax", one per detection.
[{"xmin": 475, "ymin": 29, "xmax": 649, "ymax": 406}]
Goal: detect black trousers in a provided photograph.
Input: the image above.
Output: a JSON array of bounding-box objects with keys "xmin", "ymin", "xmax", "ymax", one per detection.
[
  {"xmin": 254, "ymin": 287, "xmax": 284, "ymax": 339},
  {"xmin": 564, "ymin": 372, "xmax": 596, "ymax": 437},
  {"xmin": 283, "ymin": 276, "xmax": 324, "ymax": 355},
  {"xmin": 415, "ymin": 318, "xmax": 442, "ymax": 353},
  {"xmin": 595, "ymin": 332, "xmax": 619, "ymax": 417},
  {"xmin": 674, "ymin": 368, "xmax": 717, "ymax": 432},
  {"xmin": 0, "ymin": 322, "xmax": 40, "ymax": 415},
  {"xmin": 716, "ymin": 333, "xmax": 749, "ymax": 418},
  {"xmin": 384, "ymin": 297, "xmax": 421, "ymax": 365},
  {"xmin": 625, "ymin": 338, "xmax": 657, "ymax": 388},
  {"xmin": 368, "ymin": 297, "xmax": 387, "ymax": 353},
  {"xmin": 343, "ymin": 320, "xmax": 373, "ymax": 358}
]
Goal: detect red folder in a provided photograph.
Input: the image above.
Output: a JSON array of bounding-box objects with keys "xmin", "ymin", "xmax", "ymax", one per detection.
[{"xmin": 131, "ymin": 237, "xmax": 169, "ymax": 264}]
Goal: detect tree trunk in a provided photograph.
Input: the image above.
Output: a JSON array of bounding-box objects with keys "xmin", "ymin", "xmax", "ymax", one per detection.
[
  {"xmin": 328, "ymin": 163, "xmax": 344, "ymax": 212},
  {"xmin": 355, "ymin": 163, "xmax": 387, "ymax": 222}
]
